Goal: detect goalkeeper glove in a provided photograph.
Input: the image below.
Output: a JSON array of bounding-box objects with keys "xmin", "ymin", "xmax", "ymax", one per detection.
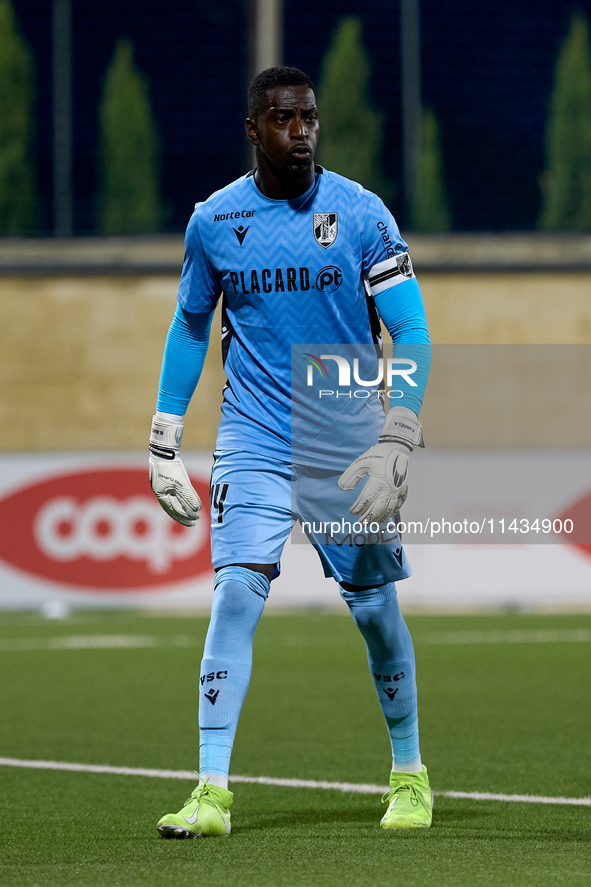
[
  {"xmin": 338, "ymin": 406, "xmax": 423, "ymax": 526},
  {"xmin": 149, "ymin": 413, "xmax": 202, "ymax": 527}
]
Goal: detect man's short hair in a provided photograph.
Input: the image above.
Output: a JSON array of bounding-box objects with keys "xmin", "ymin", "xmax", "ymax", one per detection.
[{"xmin": 248, "ymin": 66, "xmax": 316, "ymax": 118}]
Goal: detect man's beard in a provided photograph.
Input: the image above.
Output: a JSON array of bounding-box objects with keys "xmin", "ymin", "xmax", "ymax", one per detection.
[{"xmin": 281, "ymin": 155, "xmax": 314, "ymax": 183}]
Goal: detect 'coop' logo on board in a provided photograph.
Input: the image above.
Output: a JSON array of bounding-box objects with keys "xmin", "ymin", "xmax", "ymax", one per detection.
[{"xmin": 0, "ymin": 468, "xmax": 211, "ymax": 591}]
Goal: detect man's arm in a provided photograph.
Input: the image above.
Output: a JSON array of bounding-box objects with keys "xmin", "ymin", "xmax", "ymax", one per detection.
[
  {"xmin": 149, "ymin": 305, "xmax": 215, "ymax": 526},
  {"xmin": 338, "ymin": 274, "xmax": 431, "ymax": 525},
  {"xmin": 156, "ymin": 304, "xmax": 214, "ymax": 415}
]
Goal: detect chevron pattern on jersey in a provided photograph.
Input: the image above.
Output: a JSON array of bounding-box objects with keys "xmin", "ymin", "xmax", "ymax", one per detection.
[{"xmin": 179, "ymin": 170, "xmax": 410, "ymax": 461}]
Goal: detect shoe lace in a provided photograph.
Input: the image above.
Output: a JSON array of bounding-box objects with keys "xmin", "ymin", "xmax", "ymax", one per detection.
[
  {"xmin": 381, "ymin": 781, "xmax": 428, "ymax": 813},
  {"xmin": 184, "ymin": 777, "xmax": 212, "ymax": 807}
]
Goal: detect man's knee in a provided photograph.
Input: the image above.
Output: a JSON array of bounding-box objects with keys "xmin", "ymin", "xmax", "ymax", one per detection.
[
  {"xmin": 216, "ymin": 562, "xmax": 275, "ymax": 582},
  {"xmin": 340, "ymin": 580, "xmax": 377, "ymax": 592},
  {"xmin": 339, "ymin": 581, "xmax": 397, "ymax": 608},
  {"xmin": 212, "ymin": 566, "xmax": 271, "ymax": 617}
]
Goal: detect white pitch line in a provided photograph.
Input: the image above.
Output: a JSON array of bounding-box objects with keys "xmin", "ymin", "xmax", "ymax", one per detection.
[
  {"xmin": 416, "ymin": 629, "xmax": 591, "ymax": 645},
  {"xmin": 437, "ymin": 790, "xmax": 591, "ymax": 806},
  {"xmin": 0, "ymin": 757, "xmax": 196, "ymax": 780},
  {"xmin": 229, "ymin": 774, "xmax": 385, "ymax": 794},
  {"xmin": 1, "ymin": 628, "xmax": 591, "ymax": 652},
  {"xmin": 1, "ymin": 757, "xmax": 590, "ymax": 807},
  {"xmin": 0, "ymin": 635, "xmax": 196, "ymax": 652}
]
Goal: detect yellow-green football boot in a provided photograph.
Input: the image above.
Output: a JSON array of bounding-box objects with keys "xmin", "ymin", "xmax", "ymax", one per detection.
[
  {"xmin": 157, "ymin": 781, "xmax": 233, "ymax": 838},
  {"xmin": 380, "ymin": 765, "xmax": 433, "ymax": 829}
]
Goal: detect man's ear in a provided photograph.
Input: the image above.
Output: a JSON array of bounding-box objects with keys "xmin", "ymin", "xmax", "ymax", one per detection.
[{"xmin": 245, "ymin": 117, "xmax": 260, "ymax": 147}]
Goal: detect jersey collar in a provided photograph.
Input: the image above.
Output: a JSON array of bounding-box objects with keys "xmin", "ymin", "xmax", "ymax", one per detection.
[{"xmin": 247, "ymin": 168, "xmax": 322, "ymax": 207}]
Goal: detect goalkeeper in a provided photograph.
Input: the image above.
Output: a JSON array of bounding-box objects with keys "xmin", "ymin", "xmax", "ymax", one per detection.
[{"xmin": 150, "ymin": 66, "xmax": 432, "ymax": 838}]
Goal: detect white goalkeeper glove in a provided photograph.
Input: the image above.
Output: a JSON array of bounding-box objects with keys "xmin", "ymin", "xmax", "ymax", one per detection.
[
  {"xmin": 338, "ymin": 406, "xmax": 423, "ymax": 526},
  {"xmin": 149, "ymin": 413, "xmax": 202, "ymax": 527}
]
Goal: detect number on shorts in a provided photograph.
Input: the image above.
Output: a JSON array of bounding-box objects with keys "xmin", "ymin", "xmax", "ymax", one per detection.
[{"xmin": 211, "ymin": 483, "xmax": 230, "ymax": 524}]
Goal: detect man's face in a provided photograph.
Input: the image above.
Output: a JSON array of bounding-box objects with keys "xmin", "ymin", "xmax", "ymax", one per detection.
[{"xmin": 247, "ymin": 86, "xmax": 319, "ymax": 184}]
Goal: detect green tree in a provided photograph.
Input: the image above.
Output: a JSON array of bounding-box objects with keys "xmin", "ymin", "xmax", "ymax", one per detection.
[
  {"xmin": 0, "ymin": 0, "xmax": 38, "ymax": 234},
  {"xmin": 539, "ymin": 12, "xmax": 591, "ymax": 231},
  {"xmin": 97, "ymin": 38, "xmax": 162, "ymax": 234},
  {"xmin": 317, "ymin": 17, "xmax": 391, "ymax": 200},
  {"xmin": 411, "ymin": 106, "xmax": 451, "ymax": 232}
]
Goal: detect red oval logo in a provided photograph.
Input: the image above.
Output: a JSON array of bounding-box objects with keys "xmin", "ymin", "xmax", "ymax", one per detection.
[
  {"xmin": 0, "ymin": 468, "xmax": 211, "ymax": 591},
  {"xmin": 555, "ymin": 488, "xmax": 591, "ymax": 558}
]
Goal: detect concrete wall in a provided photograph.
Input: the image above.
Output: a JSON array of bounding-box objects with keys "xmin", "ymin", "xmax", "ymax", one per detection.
[
  {"xmin": 421, "ymin": 273, "xmax": 591, "ymax": 344},
  {"xmin": 0, "ymin": 273, "xmax": 224, "ymax": 451},
  {"xmin": 1, "ymin": 235, "xmax": 591, "ymax": 451}
]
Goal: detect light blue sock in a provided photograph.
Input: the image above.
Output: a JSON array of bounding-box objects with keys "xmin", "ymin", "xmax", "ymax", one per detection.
[
  {"xmin": 198, "ymin": 566, "xmax": 269, "ymax": 778},
  {"xmin": 339, "ymin": 582, "xmax": 421, "ymax": 772}
]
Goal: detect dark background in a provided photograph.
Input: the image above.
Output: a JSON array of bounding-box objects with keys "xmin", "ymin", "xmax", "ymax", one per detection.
[{"xmin": 15, "ymin": 0, "xmax": 591, "ymax": 234}]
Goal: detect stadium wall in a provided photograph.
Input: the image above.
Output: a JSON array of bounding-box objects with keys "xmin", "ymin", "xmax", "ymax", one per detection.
[
  {"xmin": 2, "ymin": 233, "xmax": 591, "ymax": 452},
  {"xmin": 1, "ymin": 235, "xmax": 591, "ymax": 611}
]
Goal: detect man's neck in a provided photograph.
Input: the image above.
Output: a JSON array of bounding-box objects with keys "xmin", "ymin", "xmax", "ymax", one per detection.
[{"xmin": 254, "ymin": 158, "xmax": 315, "ymax": 200}]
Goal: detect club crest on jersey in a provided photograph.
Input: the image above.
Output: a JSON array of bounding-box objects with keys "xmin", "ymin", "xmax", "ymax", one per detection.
[{"xmin": 314, "ymin": 213, "xmax": 338, "ymax": 248}]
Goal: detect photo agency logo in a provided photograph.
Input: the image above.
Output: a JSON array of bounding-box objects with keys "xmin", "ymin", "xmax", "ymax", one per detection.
[{"xmin": 303, "ymin": 352, "xmax": 418, "ymax": 400}]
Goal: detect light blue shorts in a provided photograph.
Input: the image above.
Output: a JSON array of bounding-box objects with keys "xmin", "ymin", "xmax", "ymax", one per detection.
[{"xmin": 210, "ymin": 450, "xmax": 411, "ymax": 587}]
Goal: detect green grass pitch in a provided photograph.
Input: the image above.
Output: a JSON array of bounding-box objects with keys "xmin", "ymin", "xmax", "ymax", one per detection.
[{"xmin": 1, "ymin": 608, "xmax": 590, "ymax": 886}]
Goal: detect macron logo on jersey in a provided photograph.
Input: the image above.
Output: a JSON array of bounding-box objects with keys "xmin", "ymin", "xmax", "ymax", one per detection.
[
  {"xmin": 213, "ymin": 209, "xmax": 255, "ymax": 245},
  {"xmin": 233, "ymin": 225, "xmax": 249, "ymax": 245}
]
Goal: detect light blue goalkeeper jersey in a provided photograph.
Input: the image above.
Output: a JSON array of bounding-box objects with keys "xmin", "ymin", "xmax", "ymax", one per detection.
[{"xmin": 177, "ymin": 167, "xmax": 421, "ymax": 463}]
